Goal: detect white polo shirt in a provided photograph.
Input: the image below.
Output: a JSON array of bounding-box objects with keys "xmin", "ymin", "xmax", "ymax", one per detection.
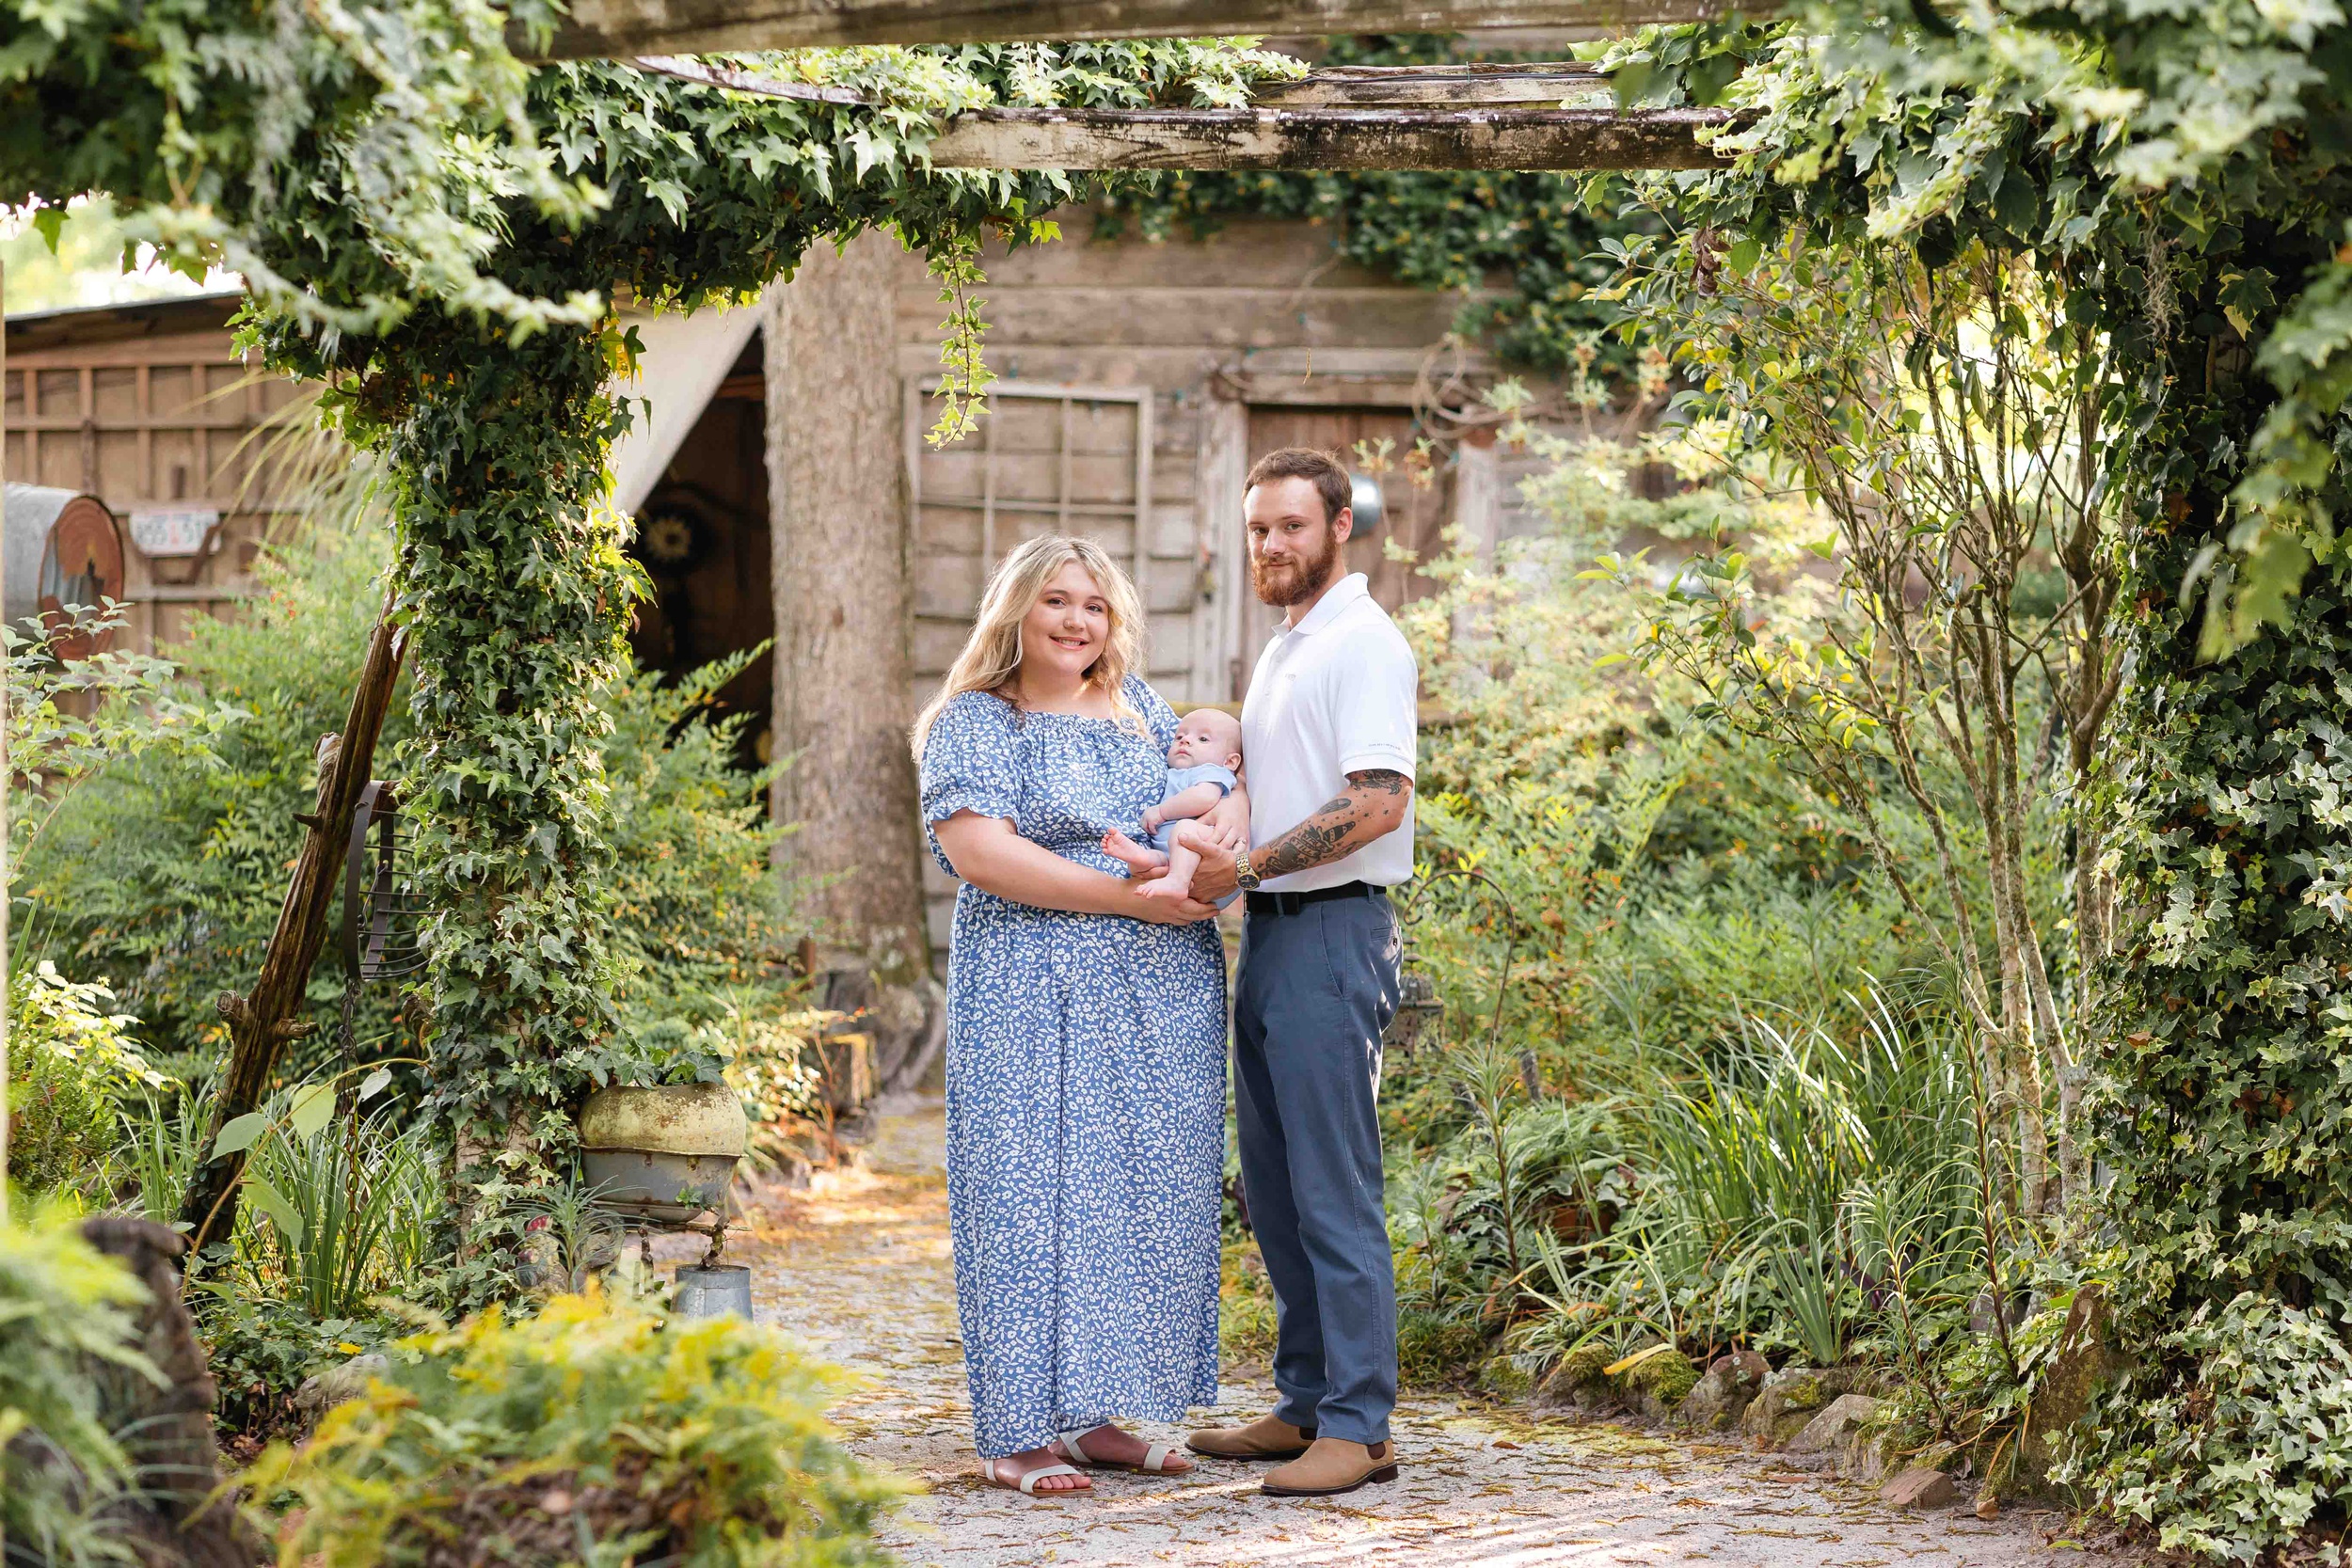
[{"xmin": 1241, "ymin": 573, "xmax": 1418, "ymax": 892}]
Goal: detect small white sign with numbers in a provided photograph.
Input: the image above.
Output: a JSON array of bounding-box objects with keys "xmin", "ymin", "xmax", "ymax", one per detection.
[{"xmin": 127, "ymin": 509, "xmax": 220, "ymax": 559}]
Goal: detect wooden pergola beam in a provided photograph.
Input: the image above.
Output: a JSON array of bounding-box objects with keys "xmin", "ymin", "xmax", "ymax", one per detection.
[
  {"xmin": 626, "ymin": 57, "xmax": 1732, "ymax": 169},
  {"xmin": 924, "ymin": 105, "xmax": 1726, "ymax": 169},
  {"xmin": 1252, "ymin": 62, "xmax": 1610, "ymax": 105},
  {"xmin": 530, "ymin": 0, "xmax": 1726, "ymax": 59}
]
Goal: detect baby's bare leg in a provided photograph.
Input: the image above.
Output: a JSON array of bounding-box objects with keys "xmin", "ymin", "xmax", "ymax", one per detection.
[
  {"xmin": 1136, "ymin": 823, "xmax": 1210, "ymax": 900},
  {"xmin": 1101, "ymin": 827, "xmax": 1169, "ymax": 876}
]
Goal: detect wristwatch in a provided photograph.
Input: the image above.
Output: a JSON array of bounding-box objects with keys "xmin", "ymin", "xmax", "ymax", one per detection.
[{"xmin": 1234, "ymin": 850, "xmax": 1263, "ymax": 892}]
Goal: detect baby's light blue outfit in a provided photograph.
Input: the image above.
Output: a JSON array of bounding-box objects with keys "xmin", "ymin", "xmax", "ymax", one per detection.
[{"xmin": 1150, "ymin": 762, "xmax": 1240, "ymax": 851}]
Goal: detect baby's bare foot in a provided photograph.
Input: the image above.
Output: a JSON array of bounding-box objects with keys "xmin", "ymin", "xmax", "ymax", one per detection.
[
  {"xmin": 1102, "ymin": 828, "xmax": 1166, "ymax": 872},
  {"xmin": 1136, "ymin": 878, "xmax": 1195, "ymax": 901}
]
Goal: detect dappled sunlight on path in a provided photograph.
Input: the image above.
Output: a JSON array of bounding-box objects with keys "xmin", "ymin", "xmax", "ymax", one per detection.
[{"xmin": 732, "ymin": 1104, "xmax": 2138, "ymax": 1568}]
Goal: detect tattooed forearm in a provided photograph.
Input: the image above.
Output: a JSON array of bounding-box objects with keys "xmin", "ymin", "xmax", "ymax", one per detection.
[{"xmin": 1250, "ymin": 768, "xmax": 1413, "ymax": 880}]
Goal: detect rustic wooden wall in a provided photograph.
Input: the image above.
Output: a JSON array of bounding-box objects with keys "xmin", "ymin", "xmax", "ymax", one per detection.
[{"xmin": 2, "ymin": 295, "xmax": 310, "ymax": 653}]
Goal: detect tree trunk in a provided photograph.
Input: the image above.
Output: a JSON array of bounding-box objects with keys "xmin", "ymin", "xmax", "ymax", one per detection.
[{"xmin": 765, "ymin": 232, "xmax": 944, "ymax": 1100}]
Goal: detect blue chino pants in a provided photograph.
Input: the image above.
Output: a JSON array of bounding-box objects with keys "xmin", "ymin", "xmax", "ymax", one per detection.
[{"xmin": 1232, "ymin": 889, "xmax": 1402, "ymax": 1446}]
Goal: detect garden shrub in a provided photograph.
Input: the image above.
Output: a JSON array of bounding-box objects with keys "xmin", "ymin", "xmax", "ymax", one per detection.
[
  {"xmin": 244, "ymin": 1280, "xmax": 898, "ymax": 1567},
  {"xmin": 29, "ymin": 528, "xmax": 804, "ymax": 1082},
  {"xmin": 0, "ymin": 1202, "xmax": 159, "ymax": 1567},
  {"xmin": 22, "ymin": 534, "xmax": 402, "ymax": 1073},
  {"xmin": 4, "ymin": 961, "xmax": 160, "ymax": 1197}
]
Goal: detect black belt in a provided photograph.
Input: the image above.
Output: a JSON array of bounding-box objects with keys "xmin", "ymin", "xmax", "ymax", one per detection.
[{"xmin": 1245, "ymin": 880, "xmax": 1384, "ymax": 917}]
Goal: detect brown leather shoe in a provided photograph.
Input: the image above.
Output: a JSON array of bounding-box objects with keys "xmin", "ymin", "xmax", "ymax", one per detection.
[
  {"xmin": 1184, "ymin": 1413, "xmax": 1315, "ymax": 1460},
  {"xmin": 1262, "ymin": 1437, "xmax": 1399, "ymax": 1497}
]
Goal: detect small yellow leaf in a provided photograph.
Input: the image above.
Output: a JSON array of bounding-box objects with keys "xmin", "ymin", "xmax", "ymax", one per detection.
[{"xmin": 1604, "ymin": 1342, "xmax": 1678, "ymax": 1377}]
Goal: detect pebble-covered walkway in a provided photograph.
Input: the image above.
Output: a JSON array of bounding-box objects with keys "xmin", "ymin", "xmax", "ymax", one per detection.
[{"xmin": 727, "ymin": 1101, "xmax": 2142, "ymax": 1568}]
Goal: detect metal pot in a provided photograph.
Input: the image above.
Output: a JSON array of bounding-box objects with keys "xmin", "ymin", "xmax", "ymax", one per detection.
[
  {"xmin": 578, "ymin": 1082, "xmax": 747, "ymax": 1223},
  {"xmin": 673, "ymin": 1263, "xmax": 754, "ymax": 1320}
]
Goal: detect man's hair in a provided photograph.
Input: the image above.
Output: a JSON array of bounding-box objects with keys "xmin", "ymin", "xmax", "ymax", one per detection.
[{"xmin": 1246, "ymin": 447, "xmax": 1352, "ymax": 525}]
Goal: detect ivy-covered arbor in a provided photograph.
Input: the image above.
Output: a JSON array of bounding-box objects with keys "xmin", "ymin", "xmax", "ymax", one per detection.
[{"xmin": 4, "ymin": 20, "xmax": 1318, "ymax": 1251}]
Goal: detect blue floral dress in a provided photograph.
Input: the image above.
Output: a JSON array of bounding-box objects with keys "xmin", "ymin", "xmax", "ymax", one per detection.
[{"xmin": 918, "ymin": 675, "xmax": 1227, "ymax": 1459}]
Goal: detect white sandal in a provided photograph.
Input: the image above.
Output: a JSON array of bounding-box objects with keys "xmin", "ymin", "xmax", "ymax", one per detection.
[
  {"xmin": 981, "ymin": 1456, "xmax": 1089, "ymax": 1496},
  {"xmin": 1055, "ymin": 1425, "xmax": 1189, "ymax": 1474}
]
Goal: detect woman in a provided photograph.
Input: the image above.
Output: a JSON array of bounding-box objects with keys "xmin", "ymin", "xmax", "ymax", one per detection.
[{"xmin": 912, "ymin": 535, "xmax": 1237, "ymax": 1497}]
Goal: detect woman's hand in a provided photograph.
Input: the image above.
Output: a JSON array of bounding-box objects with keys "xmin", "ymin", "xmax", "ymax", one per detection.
[{"xmin": 1118, "ymin": 883, "xmax": 1222, "ymax": 924}]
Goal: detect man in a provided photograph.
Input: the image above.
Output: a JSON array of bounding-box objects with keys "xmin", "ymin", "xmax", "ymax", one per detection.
[{"xmin": 1185, "ymin": 447, "xmax": 1415, "ymax": 1498}]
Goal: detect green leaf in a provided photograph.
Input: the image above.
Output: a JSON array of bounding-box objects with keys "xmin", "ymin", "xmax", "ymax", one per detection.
[
  {"xmin": 244, "ymin": 1176, "xmax": 304, "ymax": 1247},
  {"xmin": 1726, "ymin": 237, "xmax": 1762, "ymax": 275},
  {"xmin": 358, "ymin": 1068, "xmax": 393, "ymax": 1102},
  {"xmin": 214, "ymin": 1112, "xmax": 269, "ymax": 1156},
  {"xmin": 290, "ymin": 1084, "xmax": 337, "ymax": 1140}
]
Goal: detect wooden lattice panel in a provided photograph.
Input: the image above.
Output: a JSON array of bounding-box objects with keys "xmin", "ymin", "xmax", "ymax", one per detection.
[{"xmin": 906, "ymin": 379, "xmax": 1159, "ymax": 687}]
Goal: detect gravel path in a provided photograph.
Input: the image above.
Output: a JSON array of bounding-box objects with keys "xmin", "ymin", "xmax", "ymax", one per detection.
[{"xmin": 729, "ymin": 1101, "xmax": 2138, "ymax": 1568}]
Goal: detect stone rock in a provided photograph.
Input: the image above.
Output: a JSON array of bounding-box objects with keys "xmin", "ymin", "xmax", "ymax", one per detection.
[
  {"xmin": 1623, "ymin": 1347, "xmax": 1701, "ymax": 1422},
  {"xmin": 1676, "ymin": 1349, "xmax": 1769, "ymax": 1433},
  {"xmin": 1882, "ymin": 1466, "xmax": 1958, "ymax": 1510},
  {"xmin": 294, "ymin": 1353, "xmax": 390, "ymax": 1422},
  {"xmin": 1842, "ymin": 1424, "xmax": 1905, "ymax": 1482},
  {"xmin": 1478, "ymin": 1354, "xmax": 1536, "ymax": 1400},
  {"xmin": 1739, "ymin": 1364, "xmax": 1844, "ymax": 1443},
  {"xmin": 1534, "ymin": 1342, "xmax": 1616, "ymax": 1412},
  {"xmin": 2022, "ymin": 1283, "xmax": 2126, "ymax": 1487},
  {"xmin": 1788, "ymin": 1392, "xmax": 1879, "ymax": 1455}
]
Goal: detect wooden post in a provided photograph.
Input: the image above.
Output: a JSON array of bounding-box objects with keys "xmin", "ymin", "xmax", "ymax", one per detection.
[
  {"xmin": 178, "ymin": 604, "xmax": 407, "ymax": 1251},
  {"xmin": 1194, "ymin": 393, "xmax": 1248, "ymax": 703},
  {"xmin": 766, "ymin": 233, "xmax": 944, "ymax": 1101}
]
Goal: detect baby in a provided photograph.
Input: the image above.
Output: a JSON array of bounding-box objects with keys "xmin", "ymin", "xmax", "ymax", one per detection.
[{"xmin": 1102, "ymin": 707, "xmax": 1246, "ymax": 904}]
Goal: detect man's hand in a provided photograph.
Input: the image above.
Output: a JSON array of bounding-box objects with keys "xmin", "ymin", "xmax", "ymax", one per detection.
[
  {"xmin": 1188, "ymin": 790, "xmax": 1253, "ymax": 904},
  {"xmin": 1192, "ymin": 847, "xmax": 1241, "ymax": 905}
]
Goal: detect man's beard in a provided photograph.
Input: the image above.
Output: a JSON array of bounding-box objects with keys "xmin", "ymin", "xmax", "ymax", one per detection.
[{"xmin": 1250, "ymin": 526, "xmax": 1342, "ymax": 608}]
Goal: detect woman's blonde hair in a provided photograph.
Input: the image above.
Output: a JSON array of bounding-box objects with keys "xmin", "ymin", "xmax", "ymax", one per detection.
[{"xmin": 911, "ymin": 533, "xmax": 1147, "ymax": 758}]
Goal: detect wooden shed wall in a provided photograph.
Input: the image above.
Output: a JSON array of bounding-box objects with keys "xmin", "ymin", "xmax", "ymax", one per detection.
[{"xmin": 2, "ymin": 298, "xmax": 312, "ymax": 652}]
